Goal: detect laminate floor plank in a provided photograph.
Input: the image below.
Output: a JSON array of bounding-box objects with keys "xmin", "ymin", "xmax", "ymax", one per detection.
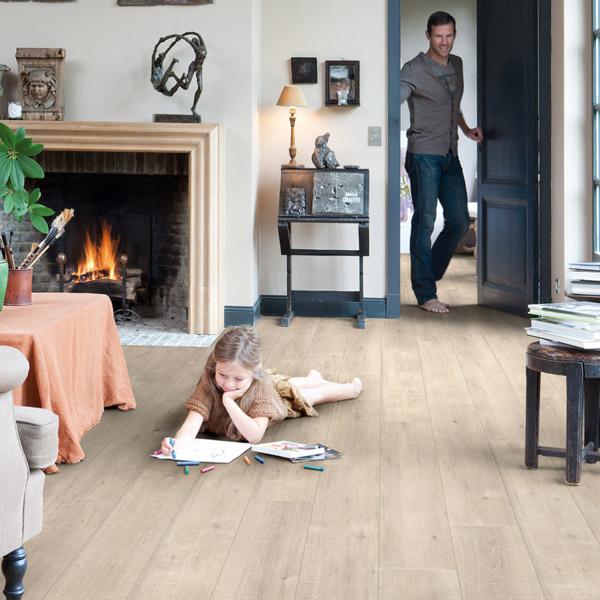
[
  {"xmin": 492, "ymin": 441, "xmax": 600, "ymax": 599},
  {"xmin": 379, "ymin": 421, "xmax": 456, "ymax": 571},
  {"xmin": 379, "ymin": 568, "xmax": 462, "ymax": 600},
  {"xmin": 451, "ymin": 524, "xmax": 545, "ymax": 599},
  {"xmin": 295, "ymin": 466, "xmax": 380, "ymax": 600},
  {"xmin": 430, "ymin": 403, "xmax": 517, "ymax": 527}
]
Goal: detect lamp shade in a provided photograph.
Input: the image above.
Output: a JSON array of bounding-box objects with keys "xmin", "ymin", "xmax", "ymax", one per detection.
[{"xmin": 276, "ymin": 85, "xmax": 307, "ymax": 108}]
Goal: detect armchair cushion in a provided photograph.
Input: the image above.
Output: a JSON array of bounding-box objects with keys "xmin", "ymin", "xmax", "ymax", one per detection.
[
  {"xmin": 14, "ymin": 407, "xmax": 59, "ymax": 470},
  {"xmin": 0, "ymin": 345, "xmax": 29, "ymax": 393}
]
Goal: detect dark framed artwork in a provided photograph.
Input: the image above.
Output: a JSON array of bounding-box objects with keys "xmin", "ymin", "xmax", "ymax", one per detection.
[
  {"xmin": 325, "ymin": 60, "xmax": 360, "ymax": 107},
  {"xmin": 118, "ymin": 0, "xmax": 212, "ymax": 5},
  {"xmin": 291, "ymin": 57, "xmax": 317, "ymax": 84}
]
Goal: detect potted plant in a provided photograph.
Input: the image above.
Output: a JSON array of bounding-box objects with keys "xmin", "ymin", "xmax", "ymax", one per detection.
[{"xmin": 0, "ymin": 122, "xmax": 54, "ymax": 309}]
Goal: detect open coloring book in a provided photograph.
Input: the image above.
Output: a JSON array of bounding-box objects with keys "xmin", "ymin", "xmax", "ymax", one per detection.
[{"xmin": 152, "ymin": 438, "xmax": 251, "ymax": 463}]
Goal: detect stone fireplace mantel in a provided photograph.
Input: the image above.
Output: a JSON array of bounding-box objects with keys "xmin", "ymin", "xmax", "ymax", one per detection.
[{"xmin": 2, "ymin": 120, "xmax": 224, "ymax": 335}]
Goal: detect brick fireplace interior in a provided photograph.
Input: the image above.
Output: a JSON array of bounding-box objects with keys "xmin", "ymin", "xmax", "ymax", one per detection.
[{"xmin": 27, "ymin": 152, "xmax": 191, "ymax": 324}]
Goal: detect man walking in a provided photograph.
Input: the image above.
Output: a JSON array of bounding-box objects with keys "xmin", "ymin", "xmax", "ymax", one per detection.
[{"xmin": 401, "ymin": 11, "xmax": 483, "ymax": 313}]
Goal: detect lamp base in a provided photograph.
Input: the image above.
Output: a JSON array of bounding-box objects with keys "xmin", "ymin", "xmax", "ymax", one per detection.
[{"xmin": 281, "ymin": 163, "xmax": 305, "ymax": 169}]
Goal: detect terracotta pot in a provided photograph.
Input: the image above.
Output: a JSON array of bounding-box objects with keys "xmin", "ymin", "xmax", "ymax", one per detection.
[
  {"xmin": 0, "ymin": 260, "xmax": 7, "ymax": 311},
  {"xmin": 4, "ymin": 268, "xmax": 33, "ymax": 306}
]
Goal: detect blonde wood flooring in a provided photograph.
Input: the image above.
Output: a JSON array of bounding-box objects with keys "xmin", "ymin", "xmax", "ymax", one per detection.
[{"xmin": 22, "ymin": 254, "xmax": 600, "ymax": 599}]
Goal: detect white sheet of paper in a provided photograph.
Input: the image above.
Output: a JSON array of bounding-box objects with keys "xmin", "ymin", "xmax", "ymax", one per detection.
[{"xmin": 152, "ymin": 438, "xmax": 251, "ymax": 464}]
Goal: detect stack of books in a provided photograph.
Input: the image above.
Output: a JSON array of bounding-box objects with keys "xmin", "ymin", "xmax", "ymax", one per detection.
[
  {"xmin": 566, "ymin": 262, "xmax": 600, "ymax": 296},
  {"xmin": 527, "ymin": 302, "xmax": 600, "ymax": 349}
]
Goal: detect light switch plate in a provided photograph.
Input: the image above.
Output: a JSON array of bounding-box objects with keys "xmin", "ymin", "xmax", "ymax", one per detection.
[{"xmin": 368, "ymin": 126, "xmax": 382, "ymax": 146}]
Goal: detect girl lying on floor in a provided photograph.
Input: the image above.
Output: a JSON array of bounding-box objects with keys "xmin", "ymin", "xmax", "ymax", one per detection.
[{"xmin": 161, "ymin": 325, "xmax": 362, "ymax": 451}]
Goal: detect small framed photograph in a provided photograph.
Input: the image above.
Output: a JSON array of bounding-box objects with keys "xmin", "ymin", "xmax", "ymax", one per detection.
[
  {"xmin": 291, "ymin": 57, "xmax": 317, "ymax": 84},
  {"xmin": 325, "ymin": 60, "xmax": 360, "ymax": 107}
]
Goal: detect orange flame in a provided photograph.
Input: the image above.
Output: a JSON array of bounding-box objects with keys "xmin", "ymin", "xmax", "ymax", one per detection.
[{"xmin": 73, "ymin": 219, "xmax": 120, "ymax": 281}]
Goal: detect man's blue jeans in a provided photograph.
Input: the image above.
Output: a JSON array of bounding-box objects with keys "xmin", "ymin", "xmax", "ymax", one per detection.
[{"xmin": 405, "ymin": 151, "xmax": 470, "ymax": 305}]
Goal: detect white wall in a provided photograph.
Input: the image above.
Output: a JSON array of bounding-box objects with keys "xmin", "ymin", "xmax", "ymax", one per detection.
[
  {"xmin": 259, "ymin": 0, "xmax": 387, "ymax": 296},
  {"xmin": 551, "ymin": 0, "xmax": 592, "ymax": 300},
  {"xmin": 0, "ymin": 0, "xmax": 261, "ymax": 307}
]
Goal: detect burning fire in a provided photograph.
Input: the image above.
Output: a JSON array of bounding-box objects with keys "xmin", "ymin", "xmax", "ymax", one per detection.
[{"xmin": 72, "ymin": 219, "xmax": 121, "ymax": 282}]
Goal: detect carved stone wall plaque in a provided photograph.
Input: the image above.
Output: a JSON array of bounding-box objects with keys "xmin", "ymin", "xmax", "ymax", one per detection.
[{"xmin": 16, "ymin": 48, "xmax": 66, "ymax": 121}]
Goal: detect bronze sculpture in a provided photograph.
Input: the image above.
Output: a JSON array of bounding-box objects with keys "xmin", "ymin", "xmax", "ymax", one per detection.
[{"xmin": 151, "ymin": 32, "xmax": 207, "ymax": 120}]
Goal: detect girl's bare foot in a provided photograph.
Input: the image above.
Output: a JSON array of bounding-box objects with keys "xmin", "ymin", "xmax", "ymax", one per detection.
[
  {"xmin": 350, "ymin": 377, "xmax": 363, "ymax": 397},
  {"xmin": 308, "ymin": 369, "xmax": 325, "ymax": 385}
]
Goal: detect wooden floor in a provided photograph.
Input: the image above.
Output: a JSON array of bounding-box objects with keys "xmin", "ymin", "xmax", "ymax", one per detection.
[{"xmin": 23, "ymin": 254, "xmax": 600, "ymax": 599}]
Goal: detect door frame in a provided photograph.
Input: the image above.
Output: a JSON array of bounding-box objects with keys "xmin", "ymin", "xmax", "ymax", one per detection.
[{"xmin": 386, "ymin": 0, "xmax": 552, "ymax": 314}]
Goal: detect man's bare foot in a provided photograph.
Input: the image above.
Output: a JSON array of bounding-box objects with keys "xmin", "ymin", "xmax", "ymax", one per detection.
[{"xmin": 419, "ymin": 299, "xmax": 450, "ymax": 313}]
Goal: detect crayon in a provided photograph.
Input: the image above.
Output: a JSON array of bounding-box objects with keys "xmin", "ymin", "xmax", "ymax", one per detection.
[
  {"xmin": 254, "ymin": 455, "xmax": 265, "ymax": 464},
  {"xmin": 153, "ymin": 450, "xmax": 163, "ymax": 455},
  {"xmin": 184, "ymin": 465, "xmax": 189, "ymax": 475},
  {"xmin": 177, "ymin": 461, "xmax": 201, "ymax": 466},
  {"xmin": 201, "ymin": 465, "xmax": 215, "ymax": 473},
  {"xmin": 303, "ymin": 465, "xmax": 324, "ymax": 471},
  {"xmin": 169, "ymin": 438, "xmax": 176, "ymax": 459},
  {"xmin": 243, "ymin": 456, "xmax": 251, "ymax": 465}
]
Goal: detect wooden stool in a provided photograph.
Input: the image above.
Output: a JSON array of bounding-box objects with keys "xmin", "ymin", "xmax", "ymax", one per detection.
[{"xmin": 525, "ymin": 342, "xmax": 600, "ymax": 485}]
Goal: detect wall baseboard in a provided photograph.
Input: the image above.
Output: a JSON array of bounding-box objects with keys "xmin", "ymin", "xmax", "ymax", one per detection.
[
  {"xmin": 224, "ymin": 297, "xmax": 261, "ymax": 327},
  {"xmin": 225, "ymin": 292, "xmax": 387, "ymax": 327}
]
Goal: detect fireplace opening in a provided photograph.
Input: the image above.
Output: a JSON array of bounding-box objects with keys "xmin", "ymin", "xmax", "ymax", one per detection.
[{"xmin": 13, "ymin": 151, "xmax": 190, "ymax": 326}]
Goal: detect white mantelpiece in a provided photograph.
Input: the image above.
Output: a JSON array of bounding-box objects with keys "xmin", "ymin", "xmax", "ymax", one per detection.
[{"xmin": 2, "ymin": 121, "xmax": 224, "ymax": 335}]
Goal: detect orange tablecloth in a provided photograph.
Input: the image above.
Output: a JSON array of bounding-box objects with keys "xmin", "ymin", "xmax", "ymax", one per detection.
[{"xmin": 0, "ymin": 293, "xmax": 136, "ymax": 471}]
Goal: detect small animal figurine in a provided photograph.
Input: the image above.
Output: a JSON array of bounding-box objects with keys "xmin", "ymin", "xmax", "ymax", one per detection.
[{"xmin": 311, "ymin": 132, "xmax": 340, "ymax": 169}]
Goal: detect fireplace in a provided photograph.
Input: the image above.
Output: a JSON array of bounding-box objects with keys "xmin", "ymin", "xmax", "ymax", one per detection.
[{"xmin": 1, "ymin": 121, "xmax": 224, "ymax": 335}]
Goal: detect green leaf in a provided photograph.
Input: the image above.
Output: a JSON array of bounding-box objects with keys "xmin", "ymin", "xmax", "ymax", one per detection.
[
  {"xmin": 0, "ymin": 123, "xmax": 15, "ymax": 148},
  {"xmin": 29, "ymin": 212, "xmax": 49, "ymax": 234},
  {"xmin": 12, "ymin": 202, "xmax": 28, "ymax": 217},
  {"xmin": 15, "ymin": 137, "xmax": 33, "ymax": 153},
  {"xmin": 9, "ymin": 160, "xmax": 25, "ymax": 191},
  {"xmin": 14, "ymin": 127, "xmax": 25, "ymax": 141},
  {"xmin": 0, "ymin": 142, "xmax": 9, "ymax": 154},
  {"xmin": 0, "ymin": 157, "xmax": 11, "ymax": 188},
  {"xmin": 4, "ymin": 194, "xmax": 14, "ymax": 213},
  {"xmin": 11, "ymin": 189, "xmax": 29, "ymax": 212},
  {"xmin": 20, "ymin": 143, "xmax": 44, "ymax": 157},
  {"xmin": 28, "ymin": 188, "xmax": 41, "ymax": 205},
  {"xmin": 16, "ymin": 155, "xmax": 44, "ymax": 179},
  {"xmin": 30, "ymin": 203, "xmax": 54, "ymax": 217}
]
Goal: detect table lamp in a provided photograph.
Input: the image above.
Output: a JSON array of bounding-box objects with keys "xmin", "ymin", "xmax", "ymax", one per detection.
[{"xmin": 276, "ymin": 85, "xmax": 307, "ymax": 168}]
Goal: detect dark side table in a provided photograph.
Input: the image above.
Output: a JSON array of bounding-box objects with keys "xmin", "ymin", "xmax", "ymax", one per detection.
[
  {"xmin": 525, "ymin": 341, "xmax": 600, "ymax": 485},
  {"xmin": 277, "ymin": 167, "xmax": 369, "ymax": 328}
]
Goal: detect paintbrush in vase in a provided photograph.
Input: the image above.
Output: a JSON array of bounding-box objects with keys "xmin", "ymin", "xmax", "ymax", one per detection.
[{"xmin": 18, "ymin": 208, "xmax": 75, "ymax": 269}]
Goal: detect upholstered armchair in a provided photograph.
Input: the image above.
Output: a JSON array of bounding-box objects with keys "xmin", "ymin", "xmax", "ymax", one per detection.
[{"xmin": 0, "ymin": 345, "xmax": 58, "ymax": 600}]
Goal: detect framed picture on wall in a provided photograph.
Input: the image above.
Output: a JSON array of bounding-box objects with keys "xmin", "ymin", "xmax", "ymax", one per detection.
[
  {"xmin": 291, "ymin": 57, "xmax": 317, "ymax": 84},
  {"xmin": 325, "ymin": 60, "xmax": 360, "ymax": 107}
]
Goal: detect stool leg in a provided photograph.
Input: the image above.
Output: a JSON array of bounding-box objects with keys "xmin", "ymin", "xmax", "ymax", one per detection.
[
  {"xmin": 566, "ymin": 364, "xmax": 585, "ymax": 485},
  {"xmin": 584, "ymin": 378, "xmax": 600, "ymax": 461},
  {"xmin": 525, "ymin": 366, "xmax": 541, "ymax": 469}
]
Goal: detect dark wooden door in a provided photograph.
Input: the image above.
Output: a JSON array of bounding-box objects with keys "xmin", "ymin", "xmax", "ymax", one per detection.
[{"xmin": 477, "ymin": 0, "xmax": 543, "ymax": 316}]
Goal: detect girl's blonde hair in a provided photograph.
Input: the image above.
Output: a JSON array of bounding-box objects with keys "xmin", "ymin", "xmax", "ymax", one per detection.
[
  {"xmin": 212, "ymin": 325, "xmax": 263, "ymax": 375},
  {"xmin": 204, "ymin": 326, "xmax": 275, "ymax": 439}
]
